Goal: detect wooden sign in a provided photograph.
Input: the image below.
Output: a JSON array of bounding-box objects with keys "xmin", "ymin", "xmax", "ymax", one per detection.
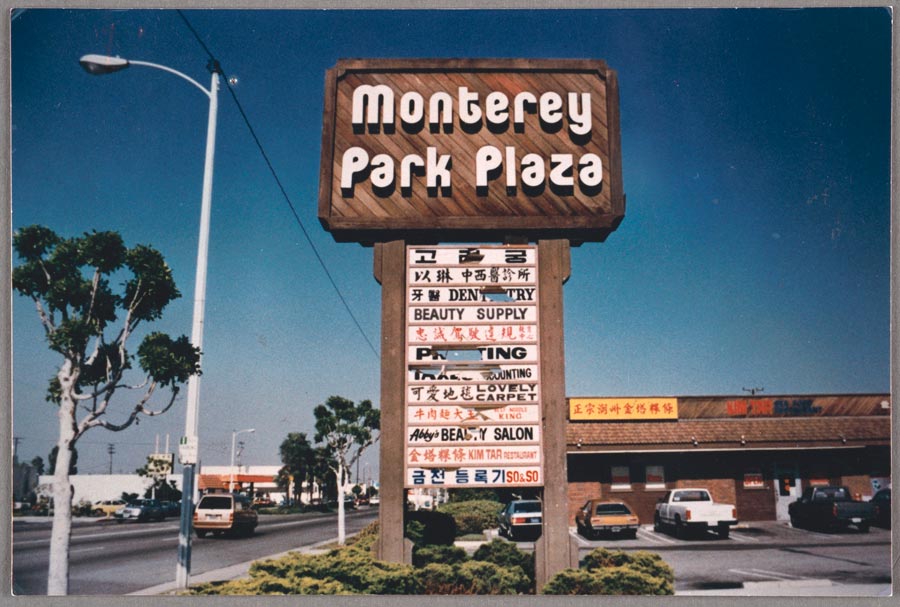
[{"xmin": 319, "ymin": 59, "xmax": 624, "ymax": 243}]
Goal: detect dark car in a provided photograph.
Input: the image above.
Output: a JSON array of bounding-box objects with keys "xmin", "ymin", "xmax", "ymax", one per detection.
[
  {"xmin": 498, "ymin": 499, "xmax": 542, "ymax": 541},
  {"xmin": 870, "ymin": 488, "xmax": 891, "ymax": 528},
  {"xmin": 160, "ymin": 500, "xmax": 181, "ymax": 518},
  {"xmin": 788, "ymin": 486, "xmax": 875, "ymax": 532},
  {"xmin": 193, "ymin": 493, "xmax": 258, "ymax": 538},
  {"xmin": 114, "ymin": 499, "xmax": 165, "ymax": 523}
]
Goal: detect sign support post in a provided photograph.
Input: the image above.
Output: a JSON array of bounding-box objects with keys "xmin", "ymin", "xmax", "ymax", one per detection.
[
  {"xmin": 374, "ymin": 240, "xmax": 410, "ymax": 563},
  {"xmin": 533, "ymin": 239, "xmax": 573, "ymax": 588}
]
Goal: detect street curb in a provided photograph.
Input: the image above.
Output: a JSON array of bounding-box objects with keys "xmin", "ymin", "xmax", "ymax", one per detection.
[{"xmin": 127, "ymin": 536, "xmax": 339, "ymax": 596}]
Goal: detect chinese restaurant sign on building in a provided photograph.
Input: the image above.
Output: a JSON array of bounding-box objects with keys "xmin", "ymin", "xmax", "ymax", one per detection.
[
  {"xmin": 406, "ymin": 245, "xmax": 543, "ymax": 488},
  {"xmin": 318, "ymin": 59, "xmax": 624, "ymax": 244},
  {"xmin": 569, "ymin": 397, "xmax": 679, "ymax": 421}
]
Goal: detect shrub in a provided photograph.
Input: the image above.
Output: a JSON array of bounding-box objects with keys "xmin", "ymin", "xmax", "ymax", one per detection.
[
  {"xmin": 416, "ymin": 561, "xmax": 525, "ymax": 595},
  {"xmin": 472, "ymin": 539, "xmax": 535, "ymax": 591},
  {"xmin": 405, "ymin": 509, "xmax": 457, "ymax": 546},
  {"xmin": 542, "ymin": 548, "xmax": 674, "ymax": 596},
  {"xmin": 438, "ymin": 499, "xmax": 503, "ymax": 536},
  {"xmin": 413, "ymin": 544, "xmax": 468, "ymax": 568},
  {"xmin": 581, "ymin": 548, "xmax": 674, "ymax": 585},
  {"xmin": 461, "ymin": 560, "xmax": 529, "ymax": 595}
]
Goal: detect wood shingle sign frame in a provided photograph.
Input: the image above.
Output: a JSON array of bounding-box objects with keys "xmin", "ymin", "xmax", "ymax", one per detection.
[{"xmin": 318, "ymin": 58, "xmax": 624, "ymax": 244}]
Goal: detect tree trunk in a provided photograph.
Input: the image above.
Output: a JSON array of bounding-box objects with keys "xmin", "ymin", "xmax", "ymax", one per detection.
[
  {"xmin": 47, "ymin": 364, "xmax": 77, "ymax": 596},
  {"xmin": 337, "ymin": 460, "xmax": 346, "ymax": 545}
]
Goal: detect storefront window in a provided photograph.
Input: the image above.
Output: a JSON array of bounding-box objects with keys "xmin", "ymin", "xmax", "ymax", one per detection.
[
  {"xmin": 645, "ymin": 465, "xmax": 665, "ymax": 489},
  {"xmin": 611, "ymin": 465, "xmax": 631, "ymax": 490},
  {"xmin": 743, "ymin": 469, "xmax": 765, "ymax": 489}
]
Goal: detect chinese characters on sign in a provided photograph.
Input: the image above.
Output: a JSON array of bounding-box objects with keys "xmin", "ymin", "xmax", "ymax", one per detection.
[
  {"xmin": 569, "ymin": 397, "xmax": 679, "ymax": 421},
  {"xmin": 405, "ymin": 246, "xmax": 543, "ymax": 488}
]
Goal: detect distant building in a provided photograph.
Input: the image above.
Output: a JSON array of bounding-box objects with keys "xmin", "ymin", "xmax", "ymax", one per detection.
[{"xmin": 566, "ymin": 393, "xmax": 891, "ymax": 524}]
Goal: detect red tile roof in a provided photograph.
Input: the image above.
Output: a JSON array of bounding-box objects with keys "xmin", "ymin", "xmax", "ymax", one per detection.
[{"xmin": 567, "ymin": 417, "xmax": 889, "ymax": 452}]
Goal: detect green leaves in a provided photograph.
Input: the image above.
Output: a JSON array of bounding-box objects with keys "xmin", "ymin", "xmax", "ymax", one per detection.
[
  {"xmin": 137, "ymin": 333, "xmax": 201, "ymax": 387},
  {"xmin": 123, "ymin": 245, "xmax": 180, "ymax": 321}
]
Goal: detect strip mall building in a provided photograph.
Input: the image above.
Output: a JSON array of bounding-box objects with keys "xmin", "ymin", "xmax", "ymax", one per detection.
[{"xmin": 565, "ymin": 394, "xmax": 891, "ymax": 524}]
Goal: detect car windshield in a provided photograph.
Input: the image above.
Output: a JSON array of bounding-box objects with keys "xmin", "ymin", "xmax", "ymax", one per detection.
[
  {"xmin": 814, "ymin": 487, "xmax": 850, "ymax": 501},
  {"xmin": 513, "ymin": 502, "xmax": 541, "ymax": 513},
  {"xmin": 673, "ymin": 491, "xmax": 710, "ymax": 502},
  {"xmin": 198, "ymin": 496, "xmax": 233, "ymax": 510},
  {"xmin": 596, "ymin": 503, "xmax": 631, "ymax": 515}
]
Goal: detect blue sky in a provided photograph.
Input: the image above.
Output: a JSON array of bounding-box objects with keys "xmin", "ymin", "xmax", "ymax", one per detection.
[{"xmin": 10, "ymin": 8, "xmax": 892, "ymax": 477}]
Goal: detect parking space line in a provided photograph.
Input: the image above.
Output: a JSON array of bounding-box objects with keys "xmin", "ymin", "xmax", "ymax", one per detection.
[
  {"xmin": 638, "ymin": 527, "xmax": 678, "ymax": 545},
  {"xmin": 728, "ymin": 531, "xmax": 760, "ymax": 543},
  {"xmin": 729, "ymin": 568, "xmax": 806, "ymax": 581}
]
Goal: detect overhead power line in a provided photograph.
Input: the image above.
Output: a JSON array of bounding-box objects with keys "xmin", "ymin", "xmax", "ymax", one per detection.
[{"xmin": 176, "ymin": 10, "xmax": 379, "ymax": 359}]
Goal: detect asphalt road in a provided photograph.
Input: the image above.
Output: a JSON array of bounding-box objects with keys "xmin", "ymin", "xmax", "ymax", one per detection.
[{"xmin": 12, "ymin": 507, "xmax": 379, "ymax": 596}]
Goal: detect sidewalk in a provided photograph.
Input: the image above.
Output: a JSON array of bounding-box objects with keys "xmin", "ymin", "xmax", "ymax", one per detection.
[{"xmin": 677, "ymin": 579, "xmax": 892, "ymax": 597}]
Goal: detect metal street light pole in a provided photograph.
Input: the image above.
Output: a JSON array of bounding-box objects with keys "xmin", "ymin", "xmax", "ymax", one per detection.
[
  {"xmin": 79, "ymin": 54, "xmax": 220, "ymax": 591},
  {"xmin": 229, "ymin": 429, "xmax": 255, "ymax": 492}
]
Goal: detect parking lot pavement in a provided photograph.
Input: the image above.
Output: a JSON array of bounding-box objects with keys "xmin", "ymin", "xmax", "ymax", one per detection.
[{"xmin": 571, "ymin": 520, "xmax": 891, "ymax": 551}]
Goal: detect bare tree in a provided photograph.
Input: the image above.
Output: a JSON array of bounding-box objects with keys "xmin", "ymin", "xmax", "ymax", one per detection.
[{"xmin": 12, "ymin": 225, "xmax": 199, "ymax": 595}]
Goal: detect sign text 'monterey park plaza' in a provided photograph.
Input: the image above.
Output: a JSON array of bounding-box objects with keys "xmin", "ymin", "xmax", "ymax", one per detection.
[{"xmin": 318, "ymin": 58, "xmax": 624, "ymax": 585}]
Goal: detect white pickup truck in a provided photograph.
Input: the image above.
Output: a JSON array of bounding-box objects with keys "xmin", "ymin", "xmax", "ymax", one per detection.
[{"xmin": 654, "ymin": 488, "xmax": 738, "ymax": 539}]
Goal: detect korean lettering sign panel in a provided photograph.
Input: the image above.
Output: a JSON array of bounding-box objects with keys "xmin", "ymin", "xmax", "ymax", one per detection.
[{"xmin": 406, "ymin": 245, "xmax": 542, "ymax": 488}]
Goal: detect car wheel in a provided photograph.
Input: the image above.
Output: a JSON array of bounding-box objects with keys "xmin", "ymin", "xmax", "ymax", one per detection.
[
  {"xmin": 196, "ymin": 529, "xmax": 207, "ymax": 538},
  {"xmin": 673, "ymin": 516, "xmax": 684, "ymax": 539},
  {"xmin": 653, "ymin": 513, "xmax": 662, "ymax": 532},
  {"xmin": 790, "ymin": 515, "xmax": 800, "ymax": 529},
  {"xmin": 717, "ymin": 524, "xmax": 730, "ymax": 539}
]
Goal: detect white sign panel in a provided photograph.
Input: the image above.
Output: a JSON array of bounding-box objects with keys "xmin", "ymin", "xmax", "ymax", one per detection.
[
  {"xmin": 408, "ymin": 305, "xmax": 538, "ymax": 324},
  {"xmin": 408, "ymin": 344, "xmax": 540, "ymax": 363},
  {"xmin": 408, "ymin": 364, "xmax": 539, "ymax": 382},
  {"xmin": 408, "ymin": 247, "xmax": 536, "ymax": 266},
  {"xmin": 407, "ymin": 445, "xmax": 541, "ymax": 466},
  {"xmin": 409, "ymin": 286, "xmax": 537, "ymax": 303},
  {"xmin": 407, "ymin": 425, "xmax": 540, "ymax": 445},
  {"xmin": 407, "ymin": 383, "xmax": 539, "ymax": 405},
  {"xmin": 409, "ymin": 324, "xmax": 537, "ymax": 344},
  {"xmin": 407, "ymin": 404, "xmax": 542, "ymax": 425},
  {"xmin": 408, "ymin": 466, "xmax": 542, "ymax": 487},
  {"xmin": 408, "ymin": 267, "xmax": 536, "ymax": 286}
]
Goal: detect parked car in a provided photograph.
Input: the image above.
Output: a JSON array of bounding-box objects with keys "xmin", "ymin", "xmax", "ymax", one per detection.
[
  {"xmin": 251, "ymin": 496, "xmax": 275, "ymax": 509},
  {"xmin": 160, "ymin": 500, "xmax": 181, "ymax": 518},
  {"xmin": 497, "ymin": 499, "xmax": 542, "ymax": 540},
  {"xmin": 193, "ymin": 493, "xmax": 258, "ymax": 538},
  {"xmin": 654, "ymin": 488, "xmax": 737, "ymax": 539},
  {"xmin": 114, "ymin": 499, "xmax": 165, "ymax": 523},
  {"xmin": 576, "ymin": 499, "xmax": 640, "ymax": 539},
  {"xmin": 369, "ymin": 495, "xmax": 380, "ymax": 506},
  {"xmin": 92, "ymin": 499, "xmax": 126, "ymax": 517},
  {"xmin": 356, "ymin": 495, "xmax": 370, "ymax": 506},
  {"xmin": 789, "ymin": 486, "xmax": 875, "ymax": 532},
  {"xmin": 870, "ymin": 488, "xmax": 891, "ymax": 528}
]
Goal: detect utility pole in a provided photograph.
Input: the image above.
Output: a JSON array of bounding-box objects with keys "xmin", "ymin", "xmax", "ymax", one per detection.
[{"xmin": 107, "ymin": 444, "xmax": 115, "ymax": 474}]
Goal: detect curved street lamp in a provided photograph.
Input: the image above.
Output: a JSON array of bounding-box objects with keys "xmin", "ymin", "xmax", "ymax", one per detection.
[
  {"xmin": 230, "ymin": 428, "xmax": 256, "ymax": 492},
  {"xmin": 80, "ymin": 53, "xmax": 220, "ymax": 591}
]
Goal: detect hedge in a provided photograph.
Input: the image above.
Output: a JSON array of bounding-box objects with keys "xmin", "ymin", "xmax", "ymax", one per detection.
[
  {"xmin": 542, "ymin": 547, "xmax": 674, "ymax": 595},
  {"xmin": 437, "ymin": 499, "xmax": 503, "ymax": 536},
  {"xmin": 187, "ymin": 522, "xmax": 535, "ymax": 595}
]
